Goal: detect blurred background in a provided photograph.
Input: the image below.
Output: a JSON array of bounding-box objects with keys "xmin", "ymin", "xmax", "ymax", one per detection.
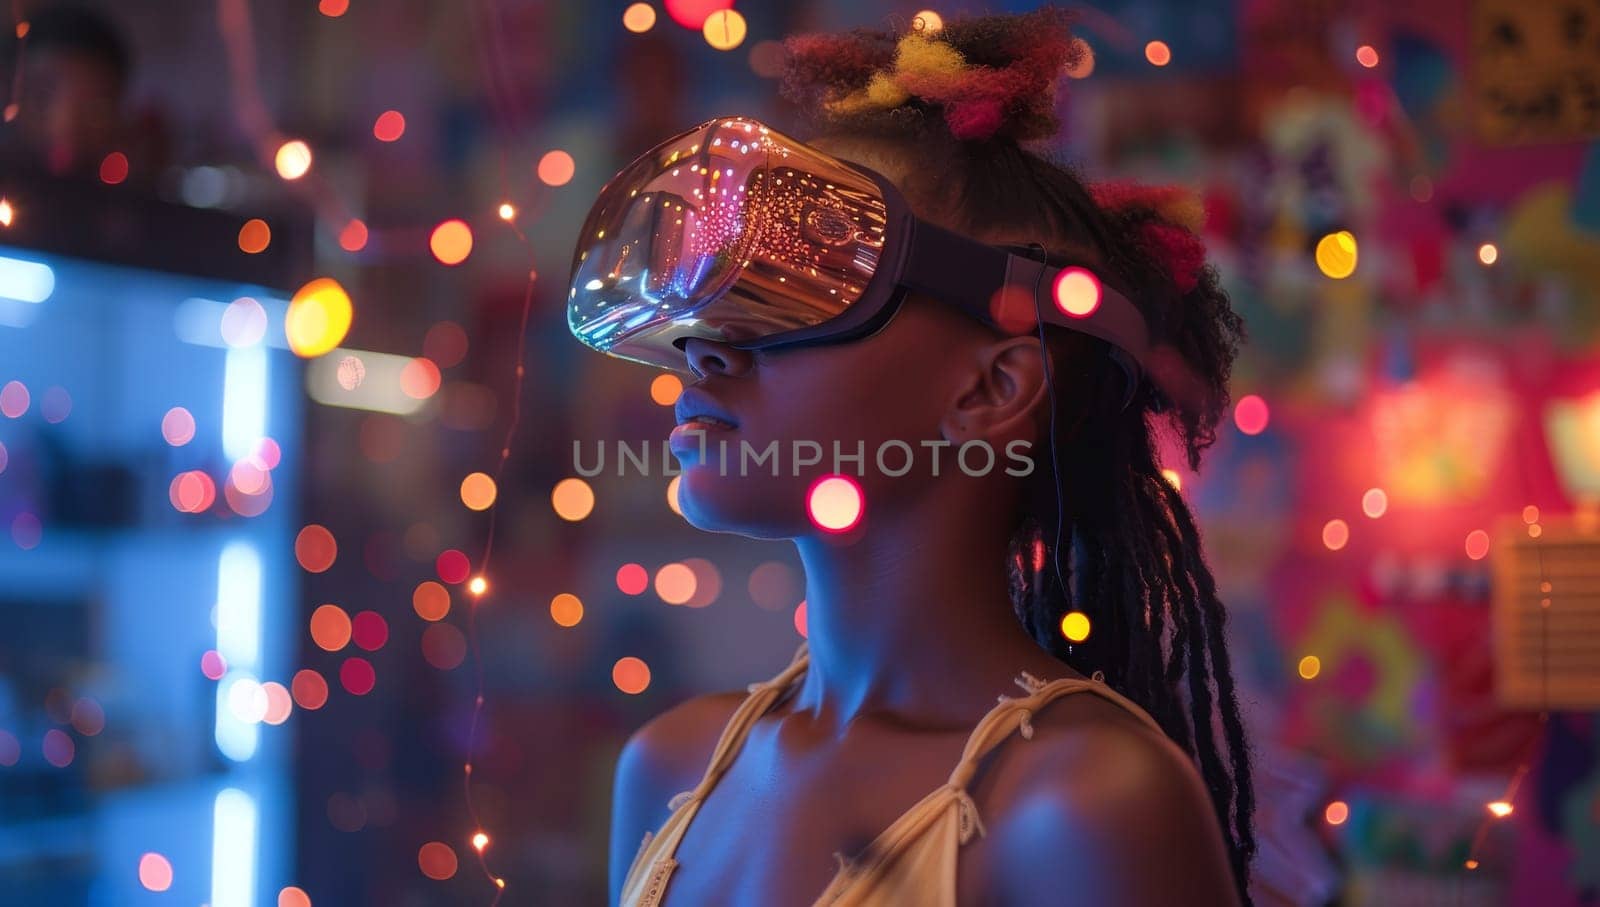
[{"xmin": 0, "ymin": 0, "xmax": 1597, "ymax": 904}]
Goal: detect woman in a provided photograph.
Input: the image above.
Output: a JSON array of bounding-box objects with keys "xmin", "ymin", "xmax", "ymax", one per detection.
[{"xmin": 576, "ymin": 9, "xmax": 1253, "ymax": 905}]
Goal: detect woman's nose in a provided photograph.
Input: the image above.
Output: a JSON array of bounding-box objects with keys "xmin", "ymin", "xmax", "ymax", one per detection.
[{"xmin": 682, "ymin": 337, "xmax": 754, "ymax": 379}]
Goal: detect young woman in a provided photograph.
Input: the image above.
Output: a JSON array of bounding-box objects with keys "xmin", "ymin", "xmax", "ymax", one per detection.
[{"xmin": 572, "ymin": 9, "xmax": 1254, "ymax": 905}]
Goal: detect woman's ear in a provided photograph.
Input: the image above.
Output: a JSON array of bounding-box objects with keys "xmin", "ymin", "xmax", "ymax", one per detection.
[{"xmin": 941, "ymin": 335, "xmax": 1052, "ymax": 445}]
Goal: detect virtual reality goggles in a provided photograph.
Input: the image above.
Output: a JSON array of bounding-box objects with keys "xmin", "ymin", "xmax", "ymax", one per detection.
[{"xmin": 568, "ymin": 116, "xmax": 1151, "ymax": 397}]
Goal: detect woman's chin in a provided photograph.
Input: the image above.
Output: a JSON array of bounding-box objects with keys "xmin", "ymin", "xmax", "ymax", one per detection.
[{"xmin": 675, "ymin": 469, "xmax": 797, "ymax": 539}]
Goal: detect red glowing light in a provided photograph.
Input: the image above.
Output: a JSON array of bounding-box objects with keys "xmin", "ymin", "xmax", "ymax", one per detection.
[
  {"xmin": 1234, "ymin": 394, "xmax": 1269, "ymax": 435},
  {"xmin": 99, "ymin": 152, "xmax": 129, "ymax": 185},
  {"xmin": 794, "ymin": 600, "xmax": 808, "ymax": 638},
  {"xmin": 421, "ymin": 623, "xmax": 467, "ymax": 670},
  {"xmin": 806, "ymin": 474, "xmax": 864, "ymax": 533},
  {"xmin": 291, "ymin": 669, "xmax": 329, "ymax": 710},
  {"xmin": 400, "ymin": 357, "xmax": 442, "ymax": 399},
  {"xmin": 43, "ymin": 728, "xmax": 74, "ymax": 767},
  {"xmin": 373, "ymin": 110, "xmax": 406, "ymax": 142},
  {"xmin": 1052, "ymin": 267, "xmax": 1101, "ymax": 318},
  {"xmin": 616, "ymin": 563, "xmax": 649, "ymax": 595},
  {"xmin": 339, "ymin": 219, "xmax": 369, "ymax": 252},
  {"xmin": 663, "ymin": 0, "xmax": 733, "ymax": 29},
  {"xmin": 200, "ymin": 649, "xmax": 228, "ymax": 680},
  {"xmin": 436, "ymin": 549, "xmax": 471, "ymax": 584},
  {"xmin": 351, "ymin": 610, "xmax": 389, "ymax": 651},
  {"xmin": 339, "ymin": 657, "xmax": 376, "ymax": 695}
]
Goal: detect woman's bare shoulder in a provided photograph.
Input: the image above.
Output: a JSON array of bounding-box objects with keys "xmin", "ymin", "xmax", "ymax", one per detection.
[{"xmin": 620, "ymin": 688, "xmax": 751, "ymax": 784}]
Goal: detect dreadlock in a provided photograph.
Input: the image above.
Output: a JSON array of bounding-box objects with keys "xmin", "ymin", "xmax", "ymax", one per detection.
[{"xmin": 783, "ymin": 8, "xmax": 1256, "ymax": 901}]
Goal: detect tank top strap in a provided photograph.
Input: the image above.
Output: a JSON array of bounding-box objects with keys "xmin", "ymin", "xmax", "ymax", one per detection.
[
  {"xmin": 671, "ymin": 640, "xmax": 810, "ymax": 806},
  {"xmin": 945, "ymin": 667, "xmax": 1165, "ymax": 791}
]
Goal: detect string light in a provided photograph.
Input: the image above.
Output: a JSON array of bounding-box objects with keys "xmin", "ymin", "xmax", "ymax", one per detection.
[
  {"xmin": 1486, "ymin": 800, "xmax": 1513, "ymax": 818},
  {"xmin": 0, "ymin": 198, "xmax": 12, "ymax": 226},
  {"xmin": 274, "ymin": 140, "xmax": 313, "ymax": 180},
  {"xmin": 472, "ymin": 831, "xmax": 489, "ymax": 852},
  {"xmin": 498, "ymin": 202, "xmax": 516, "ymax": 221},
  {"xmin": 468, "ymin": 576, "xmax": 488, "ymax": 596}
]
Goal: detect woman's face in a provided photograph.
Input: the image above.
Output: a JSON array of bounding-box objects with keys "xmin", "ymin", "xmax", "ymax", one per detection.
[{"xmin": 671, "ymin": 296, "xmax": 998, "ymax": 539}]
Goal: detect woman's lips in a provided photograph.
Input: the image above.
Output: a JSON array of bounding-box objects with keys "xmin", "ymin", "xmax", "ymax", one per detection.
[{"xmin": 669, "ymin": 418, "xmax": 736, "ymax": 456}]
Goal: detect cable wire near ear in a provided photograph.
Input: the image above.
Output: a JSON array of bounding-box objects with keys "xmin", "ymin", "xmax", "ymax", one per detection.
[{"xmin": 1026, "ymin": 241, "xmax": 1073, "ymax": 632}]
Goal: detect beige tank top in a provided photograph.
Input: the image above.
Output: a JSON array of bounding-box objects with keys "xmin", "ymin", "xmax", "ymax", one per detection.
[{"xmin": 618, "ymin": 640, "xmax": 1168, "ymax": 906}]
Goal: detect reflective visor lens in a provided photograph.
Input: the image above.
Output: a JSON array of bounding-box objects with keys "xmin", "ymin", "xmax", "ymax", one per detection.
[{"xmin": 568, "ymin": 117, "xmax": 892, "ymax": 370}]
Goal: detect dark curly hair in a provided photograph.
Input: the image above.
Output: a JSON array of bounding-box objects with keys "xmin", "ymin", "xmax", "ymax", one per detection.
[{"xmin": 783, "ymin": 8, "xmax": 1255, "ymax": 901}]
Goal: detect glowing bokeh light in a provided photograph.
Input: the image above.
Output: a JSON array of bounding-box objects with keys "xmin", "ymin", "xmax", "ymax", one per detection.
[
  {"xmin": 1064, "ymin": 37, "xmax": 1095, "ymax": 78},
  {"xmin": 429, "ymin": 219, "xmax": 473, "ymax": 265},
  {"xmin": 400, "ymin": 357, "xmax": 442, "ymax": 399},
  {"xmin": 71, "ymin": 698, "xmax": 105, "ymax": 736},
  {"xmin": 310, "ymin": 604, "xmax": 353, "ymax": 652},
  {"xmin": 663, "ymin": 0, "xmax": 731, "ymax": 30},
  {"xmin": 1325, "ymin": 800, "xmax": 1348, "ymax": 824},
  {"xmin": 468, "ymin": 576, "xmax": 487, "ymax": 596},
  {"xmin": 201, "ymin": 650, "xmax": 228, "ymax": 680},
  {"xmin": 794, "ymin": 601, "xmax": 808, "ymax": 638},
  {"xmin": 550, "ymin": 593, "xmax": 584, "ymax": 627},
  {"xmin": 748, "ymin": 561, "xmax": 799, "ymax": 611},
  {"xmin": 285, "ymin": 278, "xmax": 353, "ymax": 358},
  {"xmin": 552, "ymin": 477, "xmax": 595, "ymax": 521},
  {"xmin": 139, "ymin": 853, "xmax": 174, "ymax": 891},
  {"xmin": 1233, "ymin": 394, "xmax": 1269, "ymax": 435},
  {"xmin": 413, "ymin": 581, "xmax": 450, "ymax": 621},
  {"xmin": 1052, "ymin": 267, "xmax": 1101, "ymax": 317},
  {"xmin": 278, "ymin": 887, "xmax": 311, "ymax": 907},
  {"xmin": 351, "ymin": 611, "xmax": 389, "ymax": 651},
  {"xmin": 291, "ymin": 669, "xmax": 329, "ymax": 710},
  {"xmin": 654, "ymin": 562, "xmax": 697, "ymax": 605},
  {"xmin": 0, "ymin": 731, "xmax": 18, "ymax": 767},
  {"xmin": 221, "ymin": 297, "xmax": 268, "ymax": 347},
  {"xmin": 616, "ymin": 563, "xmax": 649, "ymax": 595},
  {"xmin": 1321, "ymin": 519, "xmax": 1349, "ymax": 551},
  {"xmin": 459, "ymin": 472, "xmax": 497, "ymax": 511},
  {"xmin": 275, "ymin": 140, "xmax": 313, "ymax": 180},
  {"xmin": 497, "ymin": 202, "xmax": 516, "ymax": 221},
  {"xmin": 337, "ymin": 355, "xmax": 365, "ymax": 390},
  {"xmin": 1, "ymin": 381, "xmax": 30, "ymax": 418},
  {"xmin": 11, "ymin": 512, "xmax": 42, "ymax": 549},
  {"xmin": 1315, "ymin": 230, "xmax": 1358, "ymax": 279},
  {"xmin": 472, "ymin": 831, "xmax": 489, "ymax": 852},
  {"xmin": 39, "ymin": 386, "xmax": 70, "ymax": 423},
  {"xmin": 421, "ymin": 623, "xmax": 467, "ymax": 670},
  {"xmin": 170, "ymin": 470, "xmax": 217, "ymax": 513},
  {"xmin": 1487, "ymin": 800, "xmax": 1513, "ymax": 818},
  {"xmin": 650, "ymin": 373, "xmax": 683, "ymax": 405},
  {"xmin": 0, "ymin": 198, "xmax": 11, "ymax": 226},
  {"xmin": 1355, "ymin": 45, "xmax": 1379, "ymax": 68},
  {"xmin": 419, "ymin": 841, "xmax": 458, "ymax": 880},
  {"xmin": 261, "ymin": 682, "xmax": 292, "ymax": 725},
  {"xmin": 666, "ymin": 475, "xmax": 683, "ymax": 515},
  {"xmin": 100, "ymin": 151, "xmax": 129, "ymax": 185},
  {"xmin": 1465, "ymin": 529, "xmax": 1490, "ymax": 560},
  {"xmin": 1059, "ymin": 611, "xmax": 1091, "ymax": 642},
  {"xmin": 1361, "ymin": 488, "xmax": 1388, "ymax": 518},
  {"xmin": 43, "ymin": 728, "xmax": 74, "ymax": 767},
  {"xmin": 682, "ymin": 558, "xmax": 722, "ymax": 608},
  {"xmin": 537, "ymin": 150, "xmax": 575, "ymax": 186},
  {"xmin": 238, "ymin": 218, "xmax": 271, "ymax": 254},
  {"xmin": 1161, "ymin": 468, "xmax": 1182, "ymax": 491},
  {"xmin": 423, "ymin": 321, "xmax": 469, "ymax": 367},
  {"xmin": 1298, "ymin": 655, "xmax": 1322, "ymax": 680},
  {"xmin": 1523, "ymin": 505, "xmax": 1540, "ymax": 524},
  {"xmin": 339, "ymin": 219, "xmax": 368, "ymax": 252},
  {"xmin": 622, "ymin": 2, "xmax": 656, "ymax": 32},
  {"xmin": 436, "ymin": 549, "xmax": 470, "ymax": 584},
  {"xmin": 912, "ymin": 9, "xmax": 943, "ymax": 32},
  {"xmin": 702, "ymin": 9, "xmax": 746, "ymax": 50},
  {"xmin": 373, "ymin": 110, "xmax": 405, "ymax": 142},
  {"xmin": 318, "ymin": 0, "xmax": 348, "ymax": 16},
  {"xmin": 1478, "ymin": 242, "xmax": 1498, "ymax": 266},
  {"xmin": 340, "ymin": 657, "xmax": 376, "ymax": 695},
  {"xmin": 613, "ymin": 656, "xmax": 651, "ymax": 694},
  {"xmin": 1145, "ymin": 40, "xmax": 1171, "ymax": 66},
  {"xmin": 807, "ymin": 474, "xmax": 864, "ymax": 533},
  {"xmin": 227, "ymin": 678, "xmax": 268, "ymax": 723},
  {"xmin": 231, "ymin": 458, "xmax": 269, "ymax": 495},
  {"xmin": 295, "ymin": 524, "xmax": 338, "ymax": 573},
  {"xmin": 224, "ymin": 471, "xmax": 274, "ymax": 517}
]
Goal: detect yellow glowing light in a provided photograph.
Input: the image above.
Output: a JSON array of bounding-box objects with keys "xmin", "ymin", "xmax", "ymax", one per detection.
[
  {"xmin": 430, "ymin": 219, "xmax": 473, "ymax": 266},
  {"xmin": 537, "ymin": 150, "xmax": 575, "ymax": 186},
  {"xmin": 496, "ymin": 879, "xmax": 506, "ymax": 889},
  {"xmin": 650, "ymin": 374, "xmax": 683, "ymax": 406},
  {"xmin": 285, "ymin": 278, "xmax": 353, "ymax": 358},
  {"xmin": 1487, "ymin": 800, "xmax": 1513, "ymax": 818},
  {"xmin": 238, "ymin": 218, "xmax": 271, "ymax": 254},
  {"xmin": 1321, "ymin": 519, "xmax": 1350, "ymax": 551},
  {"xmin": 460, "ymin": 472, "xmax": 498, "ymax": 510},
  {"xmin": 1528, "ymin": 523, "xmax": 1542, "ymax": 538},
  {"xmin": 1315, "ymin": 231, "xmax": 1358, "ymax": 279},
  {"xmin": 498, "ymin": 202, "xmax": 516, "ymax": 221},
  {"xmin": 655, "ymin": 562, "xmax": 697, "ymax": 605},
  {"xmin": 1059, "ymin": 611, "xmax": 1091, "ymax": 642},
  {"xmin": 912, "ymin": 10, "xmax": 943, "ymax": 32},
  {"xmin": 1161, "ymin": 468, "xmax": 1182, "ymax": 491},
  {"xmin": 550, "ymin": 593, "xmax": 584, "ymax": 627},
  {"xmin": 552, "ymin": 477, "xmax": 595, "ymax": 521},
  {"xmin": 1355, "ymin": 45, "xmax": 1379, "ymax": 68},
  {"xmin": 471, "ymin": 832, "xmax": 489, "ymax": 852},
  {"xmin": 1145, "ymin": 40, "xmax": 1171, "ymax": 66},
  {"xmin": 702, "ymin": 9, "xmax": 746, "ymax": 50},
  {"xmin": 1298, "ymin": 655, "xmax": 1321, "ymax": 680},
  {"xmin": 622, "ymin": 2, "xmax": 656, "ymax": 32},
  {"xmin": 1465, "ymin": 529, "xmax": 1490, "ymax": 560},
  {"xmin": 1465, "ymin": 860, "xmax": 1479, "ymax": 870},
  {"xmin": 468, "ymin": 576, "xmax": 488, "ymax": 596},
  {"xmin": 1478, "ymin": 242, "xmax": 1498, "ymax": 266},
  {"xmin": 0, "ymin": 198, "xmax": 12, "ymax": 226},
  {"xmin": 1325, "ymin": 800, "xmax": 1348, "ymax": 824},
  {"xmin": 275, "ymin": 140, "xmax": 313, "ymax": 180},
  {"xmin": 613, "ymin": 656, "xmax": 651, "ymax": 694},
  {"xmin": 1361, "ymin": 487, "xmax": 1388, "ymax": 518},
  {"xmin": 666, "ymin": 476, "xmax": 683, "ymax": 516}
]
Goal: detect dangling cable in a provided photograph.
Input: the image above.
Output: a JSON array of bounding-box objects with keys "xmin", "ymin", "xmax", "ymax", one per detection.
[{"xmin": 1026, "ymin": 242, "xmax": 1073, "ymax": 651}]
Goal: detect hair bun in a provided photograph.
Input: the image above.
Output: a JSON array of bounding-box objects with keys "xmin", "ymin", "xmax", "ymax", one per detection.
[{"xmin": 781, "ymin": 7, "xmax": 1084, "ymax": 143}]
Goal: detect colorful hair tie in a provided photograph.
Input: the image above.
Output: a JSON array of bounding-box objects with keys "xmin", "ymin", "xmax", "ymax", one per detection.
[{"xmin": 1090, "ymin": 181, "xmax": 1209, "ymax": 293}]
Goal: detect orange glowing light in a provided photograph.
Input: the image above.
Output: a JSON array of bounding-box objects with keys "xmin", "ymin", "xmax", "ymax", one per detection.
[
  {"xmin": 460, "ymin": 472, "xmax": 497, "ymax": 511},
  {"xmin": 15, "ymin": 22, "xmax": 27, "ymax": 38},
  {"xmin": 551, "ymin": 593, "xmax": 584, "ymax": 627},
  {"xmin": 613, "ymin": 656, "xmax": 652, "ymax": 694},
  {"xmin": 275, "ymin": 140, "xmax": 312, "ymax": 180},
  {"xmin": 623, "ymin": 2, "xmax": 656, "ymax": 32},
  {"xmin": 537, "ymin": 150, "xmax": 575, "ymax": 186},
  {"xmin": 138, "ymin": 853, "xmax": 173, "ymax": 892},
  {"xmin": 99, "ymin": 151, "xmax": 129, "ymax": 185},
  {"xmin": 419, "ymin": 842, "xmax": 458, "ymax": 880},
  {"xmin": 468, "ymin": 576, "xmax": 488, "ymax": 596},
  {"xmin": 472, "ymin": 832, "xmax": 489, "ymax": 852},
  {"xmin": 1487, "ymin": 800, "xmax": 1513, "ymax": 818},
  {"xmin": 1059, "ymin": 611, "xmax": 1091, "ymax": 642},
  {"xmin": 1478, "ymin": 242, "xmax": 1499, "ymax": 266},
  {"xmin": 552, "ymin": 477, "xmax": 596, "ymax": 521},
  {"xmin": 1325, "ymin": 800, "xmax": 1348, "ymax": 824},
  {"xmin": 1355, "ymin": 45, "xmax": 1379, "ymax": 68},
  {"xmin": 912, "ymin": 9, "xmax": 943, "ymax": 32},
  {"xmin": 278, "ymin": 887, "xmax": 312, "ymax": 907},
  {"xmin": 295, "ymin": 524, "xmax": 338, "ymax": 573},
  {"xmin": 319, "ymin": 0, "xmax": 349, "ymax": 16},
  {"xmin": 373, "ymin": 110, "xmax": 405, "ymax": 142},
  {"xmin": 310, "ymin": 604, "xmax": 353, "ymax": 652},
  {"xmin": 1298, "ymin": 655, "xmax": 1322, "ymax": 680},
  {"xmin": 400, "ymin": 357, "xmax": 442, "ymax": 399},
  {"xmin": 413, "ymin": 581, "xmax": 451, "ymax": 621},
  {"xmin": 667, "ymin": 476, "xmax": 683, "ymax": 515},
  {"xmin": 650, "ymin": 373, "xmax": 683, "ymax": 405},
  {"xmin": 655, "ymin": 562, "xmax": 697, "ymax": 605},
  {"xmin": 617, "ymin": 563, "xmax": 649, "ymax": 595},
  {"xmin": 1465, "ymin": 529, "xmax": 1490, "ymax": 560},
  {"xmin": 262, "ymin": 681, "xmax": 293, "ymax": 725},
  {"xmin": 429, "ymin": 219, "xmax": 473, "ymax": 265},
  {"xmin": 1465, "ymin": 860, "xmax": 1479, "ymax": 870},
  {"xmin": 1322, "ymin": 519, "xmax": 1350, "ymax": 551},
  {"xmin": 1052, "ymin": 267, "xmax": 1101, "ymax": 317},
  {"xmin": 807, "ymin": 474, "xmax": 864, "ymax": 533},
  {"xmin": 238, "ymin": 218, "xmax": 271, "ymax": 254},
  {"xmin": 1361, "ymin": 488, "xmax": 1388, "ymax": 518},
  {"xmin": 338, "ymin": 219, "xmax": 368, "ymax": 252},
  {"xmin": 1523, "ymin": 505, "xmax": 1540, "ymax": 524},
  {"xmin": 0, "ymin": 198, "xmax": 12, "ymax": 226},
  {"xmin": 1234, "ymin": 394, "xmax": 1269, "ymax": 435},
  {"xmin": 291, "ymin": 669, "xmax": 329, "ymax": 710},
  {"xmin": 286, "ymin": 278, "xmax": 353, "ymax": 358},
  {"xmin": 1145, "ymin": 40, "xmax": 1171, "ymax": 66},
  {"xmin": 498, "ymin": 202, "xmax": 516, "ymax": 221}
]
